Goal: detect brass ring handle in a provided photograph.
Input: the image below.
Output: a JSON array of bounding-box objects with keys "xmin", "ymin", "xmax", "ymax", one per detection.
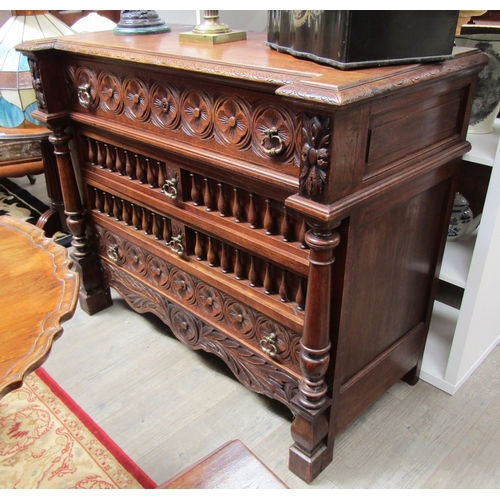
[
  {"xmin": 163, "ymin": 178, "xmax": 178, "ymax": 200},
  {"xmin": 167, "ymin": 235, "xmax": 184, "ymax": 256},
  {"xmin": 78, "ymin": 83, "xmax": 92, "ymax": 108},
  {"xmin": 260, "ymin": 333, "xmax": 277, "ymax": 358},
  {"xmin": 260, "ymin": 127, "xmax": 285, "ymax": 157},
  {"xmin": 107, "ymin": 244, "xmax": 120, "ymax": 262}
]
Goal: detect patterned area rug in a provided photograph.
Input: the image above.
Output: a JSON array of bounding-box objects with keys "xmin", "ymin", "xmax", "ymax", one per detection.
[
  {"xmin": 0, "ymin": 178, "xmax": 71, "ymax": 246},
  {"xmin": 0, "ymin": 177, "xmax": 49, "ymax": 225},
  {"xmin": 0, "ymin": 368, "xmax": 156, "ymax": 489}
]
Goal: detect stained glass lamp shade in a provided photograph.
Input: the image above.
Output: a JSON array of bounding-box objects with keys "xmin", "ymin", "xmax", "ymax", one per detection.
[{"xmin": 0, "ymin": 10, "xmax": 75, "ymax": 128}]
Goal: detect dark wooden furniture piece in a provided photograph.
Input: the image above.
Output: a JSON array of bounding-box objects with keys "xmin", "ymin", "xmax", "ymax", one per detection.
[
  {"xmin": 0, "ymin": 216, "xmax": 79, "ymax": 399},
  {"xmin": 0, "ymin": 124, "xmax": 69, "ymax": 237},
  {"xmin": 159, "ymin": 439, "xmax": 288, "ymax": 489},
  {"xmin": 16, "ymin": 28, "xmax": 487, "ymax": 483}
]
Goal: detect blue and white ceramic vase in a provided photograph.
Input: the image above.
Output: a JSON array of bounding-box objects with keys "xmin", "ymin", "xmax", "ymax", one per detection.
[
  {"xmin": 448, "ymin": 192, "xmax": 482, "ymax": 241},
  {"xmin": 455, "ymin": 33, "xmax": 500, "ymax": 134}
]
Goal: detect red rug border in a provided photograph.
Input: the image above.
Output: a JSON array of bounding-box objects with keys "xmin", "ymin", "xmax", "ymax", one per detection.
[{"xmin": 35, "ymin": 367, "xmax": 157, "ymax": 489}]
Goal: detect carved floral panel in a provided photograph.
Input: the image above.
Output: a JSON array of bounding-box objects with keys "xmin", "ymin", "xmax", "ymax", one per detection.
[
  {"xmin": 66, "ymin": 64, "xmax": 330, "ymax": 174},
  {"xmin": 94, "ymin": 224, "xmax": 303, "ymax": 371}
]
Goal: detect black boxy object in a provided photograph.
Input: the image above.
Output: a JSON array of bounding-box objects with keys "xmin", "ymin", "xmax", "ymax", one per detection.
[{"xmin": 267, "ymin": 10, "xmax": 459, "ymax": 69}]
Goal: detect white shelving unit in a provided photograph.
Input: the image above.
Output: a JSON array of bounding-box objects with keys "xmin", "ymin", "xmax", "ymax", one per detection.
[{"xmin": 421, "ymin": 118, "xmax": 500, "ymax": 394}]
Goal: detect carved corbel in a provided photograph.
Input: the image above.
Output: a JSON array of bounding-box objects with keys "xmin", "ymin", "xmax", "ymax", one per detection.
[{"xmin": 299, "ymin": 114, "xmax": 331, "ymax": 200}]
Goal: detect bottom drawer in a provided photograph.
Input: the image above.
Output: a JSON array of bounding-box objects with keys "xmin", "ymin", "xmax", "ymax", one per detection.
[{"xmin": 92, "ymin": 222, "xmax": 302, "ymax": 409}]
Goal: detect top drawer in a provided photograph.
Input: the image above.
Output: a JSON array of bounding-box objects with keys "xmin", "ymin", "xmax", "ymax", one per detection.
[{"xmin": 65, "ymin": 58, "xmax": 309, "ymax": 179}]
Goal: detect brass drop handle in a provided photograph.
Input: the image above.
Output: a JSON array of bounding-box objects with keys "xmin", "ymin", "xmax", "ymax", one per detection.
[
  {"xmin": 78, "ymin": 83, "xmax": 92, "ymax": 108},
  {"xmin": 167, "ymin": 234, "xmax": 184, "ymax": 256},
  {"xmin": 260, "ymin": 127, "xmax": 285, "ymax": 157},
  {"xmin": 260, "ymin": 333, "xmax": 277, "ymax": 358},
  {"xmin": 107, "ymin": 243, "xmax": 120, "ymax": 262},
  {"xmin": 163, "ymin": 178, "xmax": 178, "ymax": 200}
]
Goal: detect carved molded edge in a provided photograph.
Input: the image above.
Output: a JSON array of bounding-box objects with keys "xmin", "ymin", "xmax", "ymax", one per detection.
[
  {"xmin": 16, "ymin": 39, "xmax": 58, "ymax": 53},
  {"xmin": 277, "ymin": 49, "xmax": 489, "ymax": 106},
  {"xmin": 25, "ymin": 39, "xmax": 311, "ymax": 87},
  {"xmin": 0, "ymin": 217, "xmax": 80, "ymax": 399},
  {"xmin": 103, "ymin": 261, "xmax": 300, "ymax": 410}
]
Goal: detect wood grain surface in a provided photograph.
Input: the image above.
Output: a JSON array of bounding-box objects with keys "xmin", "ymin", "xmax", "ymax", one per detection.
[{"xmin": 0, "ymin": 216, "xmax": 79, "ymax": 398}]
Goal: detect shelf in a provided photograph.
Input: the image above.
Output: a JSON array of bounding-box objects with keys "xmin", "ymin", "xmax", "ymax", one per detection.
[
  {"xmin": 439, "ymin": 230, "xmax": 477, "ymax": 288},
  {"xmin": 422, "ymin": 115, "xmax": 500, "ymax": 395},
  {"xmin": 420, "ymin": 301, "xmax": 459, "ymax": 392},
  {"xmin": 463, "ymin": 118, "xmax": 500, "ymax": 166}
]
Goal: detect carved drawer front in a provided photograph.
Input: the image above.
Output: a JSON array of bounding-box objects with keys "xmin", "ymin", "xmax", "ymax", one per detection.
[
  {"xmin": 67, "ymin": 62, "xmax": 332, "ymax": 180},
  {"xmin": 79, "ymin": 132, "xmax": 311, "ymax": 271},
  {"xmin": 87, "ymin": 184, "xmax": 309, "ymax": 315},
  {"xmin": 82, "ymin": 135, "xmax": 183, "ymax": 197},
  {"xmin": 92, "ymin": 223, "xmax": 303, "ymax": 376}
]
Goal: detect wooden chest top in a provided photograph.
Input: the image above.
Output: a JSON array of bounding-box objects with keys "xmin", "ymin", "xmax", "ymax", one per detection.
[{"xmin": 19, "ymin": 26, "xmax": 487, "ymax": 107}]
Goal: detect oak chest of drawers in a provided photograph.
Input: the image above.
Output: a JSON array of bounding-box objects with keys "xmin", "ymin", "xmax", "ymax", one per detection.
[{"xmin": 17, "ymin": 27, "xmax": 487, "ymax": 483}]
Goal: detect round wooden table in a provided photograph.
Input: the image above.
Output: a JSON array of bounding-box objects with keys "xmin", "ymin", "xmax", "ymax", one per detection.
[{"xmin": 0, "ymin": 216, "xmax": 79, "ymax": 399}]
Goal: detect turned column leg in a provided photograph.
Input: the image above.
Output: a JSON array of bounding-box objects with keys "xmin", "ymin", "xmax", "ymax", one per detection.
[
  {"xmin": 289, "ymin": 224, "xmax": 340, "ymax": 483},
  {"xmin": 35, "ymin": 136, "xmax": 68, "ymax": 236},
  {"xmin": 49, "ymin": 126, "xmax": 112, "ymax": 315}
]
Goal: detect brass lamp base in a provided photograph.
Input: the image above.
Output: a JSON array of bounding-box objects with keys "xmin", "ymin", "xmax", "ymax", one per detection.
[
  {"xmin": 179, "ymin": 30, "xmax": 247, "ymax": 44},
  {"xmin": 113, "ymin": 10, "xmax": 170, "ymax": 36},
  {"xmin": 179, "ymin": 10, "xmax": 246, "ymax": 44}
]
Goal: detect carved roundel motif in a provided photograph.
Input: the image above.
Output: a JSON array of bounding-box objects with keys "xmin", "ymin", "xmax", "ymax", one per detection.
[
  {"xmin": 256, "ymin": 318, "xmax": 292, "ymax": 362},
  {"xmin": 181, "ymin": 89, "xmax": 213, "ymax": 138},
  {"xmin": 195, "ymin": 283, "xmax": 224, "ymax": 320},
  {"xmin": 214, "ymin": 96, "xmax": 251, "ymax": 148},
  {"xmin": 252, "ymin": 104, "xmax": 294, "ymax": 160},
  {"xmin": 98, "ymin": 71, "xmax": 123, "ymax": 114},
  {"xmin": 224, "ymin": 300, "xmax": 254, "ymax": 337},
  {"xmin": 75, "ymin": 67, "xmax": 99, "ymax": 109},
  {"xmin": 146, "ymin": 254, "xmax": 170, "ymax": 288},
  {"xmin": 170, "ymin": 306, "xmax": 199, "ymax": 347},
  {"xmin": 123, "ymin": 76, "xmax": 150, "ymax": 122},
  {"xmin": 103, "ymin": 231, "xmax": 126, "ymax": 266},
  {"xmin": 171, "ymin": 269, "xmax": 195, "ymax": 304},
  {"xmin": 65, "ymin": 65, "xmax": 77, "ymax": 105},
  {"xmin": 150, "ymin": 81, "xmax": 181, "ymax": 129},
  {"xmin": 123, "ymin": 241, "xmax": 147, "ymax": 276},
  {"xmin": 290, "ymin": 335, "xmax": 301, "ymax": 367},
  {"xmin": 93, "ymin": 225, "xmax": 107, "ymax": 254}
]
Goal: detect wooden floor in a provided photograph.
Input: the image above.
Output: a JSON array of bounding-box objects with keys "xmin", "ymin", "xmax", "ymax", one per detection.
[{"xmin": 15, "ymin": 175, "xmax": 500, "ymax": 488}]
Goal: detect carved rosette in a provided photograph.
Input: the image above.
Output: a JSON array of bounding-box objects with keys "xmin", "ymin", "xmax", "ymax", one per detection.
[
  {"xmin": 256, "ymin": 318, "xmax": 292, "ymax": 363},
  {"xmin": 225, "ymin": 300, "xmax": 254, "ymax": 337},
  {"xmin": 75, "ymin": 67, "xmax": 99, "ymax": 109},
  {"xmin": 146, "ymin": 254, "xmax": 170, "ymax": 288},
  {"xmin": 93, "ymin": 225, "xmax": 302, "ymax": 370},
  {"xmin": 298, "ymin": 114, "xmax": 331, "ymax": 199},
  {"xmin": 171, "ymin": 269, "xmax": 196, "ymax": 304},
  {"xmin": 124, "ymin": 241, "xmax": 147, "ymax": 275},
  {"xmin": 101, "ymin": 230, "xmax": 125, "ymax": 266},
  {"xmin": 99, "ymin": 71, "xmax": 123, "ymax": 114},
  {"xmin": 196, "ymin": 283, "xmax": 224, "ymax": 320},
  {"xmin": 252, "ymin": 104, "xmax": 294, "ymax": 160},
  {"xmin": 104, "ymin": 261, "xmax": 300, "ymax": 408},
  {"xmin": 214, "ymin": 96, "xmax": 251, "ymax": 148},
  {"xmin": 150, "ymin": 81, "xmax": 181, "ymax": 129},
  {"xmin": 68, "ymin": 65, "xmax": 300, "ymax": 166},
  {"xmin": 181, "ymin": 89, "xmax": 213, "ymax": 138},
  {"xmin": 170, "ymin": 304, "xmax": 200, "ymax": 347},
  {"xmin": 123, "ymin": 76, "xmax": 150, "ymax": 121}
]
